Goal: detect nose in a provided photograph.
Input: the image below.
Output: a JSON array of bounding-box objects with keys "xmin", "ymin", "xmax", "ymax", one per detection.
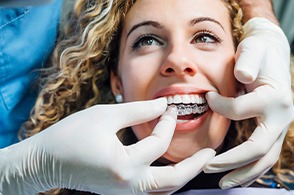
[{"xmin": 160, "ymin": 46, "xmax": 197, "ymax": 77}]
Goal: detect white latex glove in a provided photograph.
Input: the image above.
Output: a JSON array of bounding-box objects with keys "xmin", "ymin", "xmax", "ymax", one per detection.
[
  {"xmin": 0, "ymin": 98, "xmax": 215, "ymax": 195},
  {"xmin": 203, "ymin": 18, "xmax": 294, "ymax": 189}
]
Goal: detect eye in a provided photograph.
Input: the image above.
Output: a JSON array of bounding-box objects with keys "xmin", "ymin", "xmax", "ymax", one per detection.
[
  {"xmin": 193, "ymin": 30, "xmax": 222, "ymax": 44},
  {"xmin": 132, "ymin": 35, "xmax": 163, "ymax": 49}
]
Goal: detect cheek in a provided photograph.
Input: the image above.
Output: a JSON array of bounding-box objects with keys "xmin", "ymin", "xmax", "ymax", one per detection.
[
  {"xmin": 203, "ymin": 55, "xmax": 237, "ymax": 96},
  {"xmin": 131, "ymin": 123, "xmax": 153, "ymax": 141},
  {"xmin": 119, "ymin": 56, "xmax": 160, "ymax": 102},
  {"xmin": 131, "ymin": 117, "xmax": 159, "ymax": 143},
  {"xmin": 209, "ymin": 114, "xmax": 231, "ymax": 150},
  {"xmin": 219, "ymin": 63, "xmax": 236, "ymax": 96}
]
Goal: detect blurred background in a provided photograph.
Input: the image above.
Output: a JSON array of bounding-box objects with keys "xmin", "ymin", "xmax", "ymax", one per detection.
[{"xmin": 273, "ymin": 0, "xmax": 294, "ymax": 54}]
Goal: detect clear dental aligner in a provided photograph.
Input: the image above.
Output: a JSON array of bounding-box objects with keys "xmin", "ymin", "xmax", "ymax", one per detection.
[
  {"xmin": 176, "ymin": 104, "xmax": 209, "ymax": 116},
  {"xmin": 165, "ymin": 94, "xmax": 209, "ymax": 116}
]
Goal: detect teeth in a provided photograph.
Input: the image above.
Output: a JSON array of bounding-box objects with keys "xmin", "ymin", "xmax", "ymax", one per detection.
[
  {"xmin": 173, "ymin": 95, "xmax": 182, "ymax": 104},
  {"xmin": 176, "ymin": 104, "xmax": 208, "ymax": 116},
  {"xmin": 165, "ymin": 94, "xmax": 208, "ymax": 116},
  {"xmin": 182, "ymin": 94, "xmax": 191, "ymax": 104},
  {"xmin": 190, "ymin": 95, "xmax": 196, "ymax": 104},
  {"xmin": 166, "ymin": 94, "xmax": 206, "ymax": 105},
  {"xmin": 167, "ymin": 96, "xmax": 173, "ymax": 104}
]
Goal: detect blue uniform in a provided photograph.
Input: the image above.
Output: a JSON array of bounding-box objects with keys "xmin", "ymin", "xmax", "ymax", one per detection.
[{"xmin": 0, "ymin": 0, "xmax": 62, "ymax": 148}]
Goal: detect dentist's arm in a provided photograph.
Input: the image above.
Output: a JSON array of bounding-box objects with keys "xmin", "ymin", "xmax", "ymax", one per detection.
[
  {"xmin": 204, "ymin": 0, "xmax": 294, "ymax": 189},
  {"xmin": 239, "ymin": 0, "xmax": 279, "ymax": 25},
  {"xmin": 0, "ymin": 99, "xmax": 214, "ymax": 195}
]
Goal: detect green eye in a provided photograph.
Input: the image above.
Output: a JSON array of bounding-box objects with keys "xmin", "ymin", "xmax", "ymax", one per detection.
[
  {"xmin": 132, "ymin": 35, "xmax": 162, "ymax": 49},
  {"xmin": 195, "ymin": 34, "xmax": 216, "ymax": 43},
  {"xmin": 193, "ymin": 30, "xmax": 222, "ymax": 44}
]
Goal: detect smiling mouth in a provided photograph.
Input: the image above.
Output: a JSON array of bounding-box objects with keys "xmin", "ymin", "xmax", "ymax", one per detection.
[{"xmin": 166, "ymin": 94, "xmax": 209, "ymax": 122}]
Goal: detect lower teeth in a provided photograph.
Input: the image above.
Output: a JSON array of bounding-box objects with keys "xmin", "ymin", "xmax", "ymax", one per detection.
[
  {"xmin": 169, "ymin": 104, "xmax": 208, "ymax": 116},
  {"xmin": 177, "ymin": 119, "xmax": 190, "ymax": 123}
]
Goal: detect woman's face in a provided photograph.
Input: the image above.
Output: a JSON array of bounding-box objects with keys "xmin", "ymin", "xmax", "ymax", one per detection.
[{"xmin": 111, "ymin": 0, "xmax": 237, "ymax": 162}]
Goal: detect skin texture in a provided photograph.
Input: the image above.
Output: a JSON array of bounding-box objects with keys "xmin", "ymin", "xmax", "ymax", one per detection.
[{"xmin": 111, "ymin": 0, "xmax": 238, "ymax": 163}]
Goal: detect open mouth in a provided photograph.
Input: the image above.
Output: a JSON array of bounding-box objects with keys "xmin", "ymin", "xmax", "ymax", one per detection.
[{"xmin": 166, "ymin": 94, "xmax": 209, "ymax": 121}]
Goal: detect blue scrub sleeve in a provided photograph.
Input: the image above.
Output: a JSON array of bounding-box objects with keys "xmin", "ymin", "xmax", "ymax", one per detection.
[{"xmin": 0, "ymin": 0, "xmax": 62, "ymax": 148}]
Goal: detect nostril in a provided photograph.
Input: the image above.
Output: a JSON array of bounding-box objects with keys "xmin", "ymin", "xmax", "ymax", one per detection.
[
  {"xmin": 184, "ymin": 67, "xmax": 196, "ymax": 76},
  {"xmin": 166, "ymin": 68, "xmax": 174, "ymax": 73},
  {"xmin": 185, "ymin": 67, "xmax": 194, "ymax": 73}
]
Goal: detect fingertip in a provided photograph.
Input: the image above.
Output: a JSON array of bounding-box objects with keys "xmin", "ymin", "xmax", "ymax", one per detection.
[
  {"xmin": 170, "ymin": 148, "xmax": 216, "ymax": 184},
  {"xmin": 151, "ymin": 105, "xmax": 177, "ymax": 139},
  {"xmin": 158, "ymin": 106, "xmax": 177, "ymax": 127},
  {"xmin": 205, "ymin": 92, "xmax": 228, "ymax": 115},
  {"xmin": 234, "ymin": 37, "xmax": 265, "ymax": 84},
  {"xmin": 152, "ymin": 97, "xmax": 168, "ymax": 112},
  {"xmin": 199, "ymin": 148, "xmax": 216, "ymax": 156},
  {"xmin": 219, "ymin": 179, "xmax": 238, "ymax": 190},
  {"xmin": 203, "ymin": 165, "xmax": 216, "ymax": 174},
  {"xmin": 234, "ymin": 68, "xmax": 255, "ymax": 84},
  {"xmin": 203, "ymin": 159, "xmax": 222, "ymax": 174},
  {"xmin": 154, "ymin": 97, "xmax": 167, "ymax": 105},
  {"xmin": 205, "ymin": 91, "xmax": 219, "ymax": 102},
  {"xmin": 112, "ymin": 98, "xmax": 168, "ymax": 129},
  {"xmin": 191, "ymin": 148, "xmax": 216, "ymax": 161},
  {"xmin": 165, "ymin": 105, "xmax": 177, "ymax": 117}
]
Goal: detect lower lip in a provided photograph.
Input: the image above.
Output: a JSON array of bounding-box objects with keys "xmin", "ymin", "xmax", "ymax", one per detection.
[{"xmin": 175, "ymin": 109, "xmax": 211, "ymax": 132}]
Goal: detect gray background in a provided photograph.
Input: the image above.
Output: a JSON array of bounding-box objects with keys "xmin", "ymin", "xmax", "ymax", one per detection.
[{"xmin": 273, "ymin": 0, "xmax": 294, "ymax": 53}]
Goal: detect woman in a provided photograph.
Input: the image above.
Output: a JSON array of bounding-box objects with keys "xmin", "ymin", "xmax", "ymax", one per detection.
[{"xmin": 22, "ymin": 0, "xmax": 294, "ymax": 194}]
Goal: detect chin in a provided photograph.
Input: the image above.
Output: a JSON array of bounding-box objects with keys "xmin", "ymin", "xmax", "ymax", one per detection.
[
  {"xmin": 161, "ymin": 134, "xmax": 226, "ymax": 163},
  {"xmin": 162, "ymin": 152, "xmax": 192, "ymax": 163},
  {"xmin": 161, "ymin": 142, "xmax": 204, "ymax": 163}
]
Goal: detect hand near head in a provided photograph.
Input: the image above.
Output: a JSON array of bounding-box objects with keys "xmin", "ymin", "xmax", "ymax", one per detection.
[
  {"xmin": 0, "ymin": 98, "xmax": 215, "ymax": 195},
  {"xmin": 204, "ymin": 18, "xmax": 294, "ymax": 189}
]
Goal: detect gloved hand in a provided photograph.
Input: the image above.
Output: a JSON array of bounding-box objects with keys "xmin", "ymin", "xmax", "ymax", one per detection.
[
  {"xmin": 203, "ymin": 18, "xmax": 294, "ymax": 189},
  {"xmin": 0, "ymin": 98, "xmax": 215, "ymax": 195}
]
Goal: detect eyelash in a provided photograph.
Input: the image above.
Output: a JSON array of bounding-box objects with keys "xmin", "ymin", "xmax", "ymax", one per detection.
[
  {"xmin": 132, "ymin": 34, "xmax": 162, "ymax": 49},
  {"xmin": 193, "ymin": 30, "xmax": 222, "ymax": 44},
  {"xmin": 131, "ymin": 30, "xmax": 222, "ymax": 49}
]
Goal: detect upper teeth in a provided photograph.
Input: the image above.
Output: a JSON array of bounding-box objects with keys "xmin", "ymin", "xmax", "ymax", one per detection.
[
  {"xmin": 166, "ymin": 94, "xmax": 208, "ymax": 116},
  {"xmin": 166, "ymin": 94, "xmax": 206, "ymax": 105}
]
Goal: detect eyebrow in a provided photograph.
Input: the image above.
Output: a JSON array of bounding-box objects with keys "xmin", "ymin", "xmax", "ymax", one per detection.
[
  {"xmin": 127, "ymin": 21, "xmax": 163, "ymax": 37},
  {"xmin": 189, "ymin": 17, "xmax": 225, "ymax": 31},
  {"xmin": 127, "ymin": 17, "xmax": 225, "ymax": 37}
]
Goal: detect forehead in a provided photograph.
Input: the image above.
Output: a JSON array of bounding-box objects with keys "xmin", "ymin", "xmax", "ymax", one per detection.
[{"xmin": 123, "ymin": 0, "xmax": 231, "ymax": 31}]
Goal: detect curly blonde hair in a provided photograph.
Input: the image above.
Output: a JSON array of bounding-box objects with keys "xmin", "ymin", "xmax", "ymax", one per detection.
[{"xmin": 20, "ymin": 0, "xmax": 294, "ymax": 194}]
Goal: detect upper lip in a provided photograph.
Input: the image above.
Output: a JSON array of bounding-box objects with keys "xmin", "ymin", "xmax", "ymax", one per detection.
[{"xmin": 153, "ymin": 86, "xmax": 208, "ymax": 99}]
